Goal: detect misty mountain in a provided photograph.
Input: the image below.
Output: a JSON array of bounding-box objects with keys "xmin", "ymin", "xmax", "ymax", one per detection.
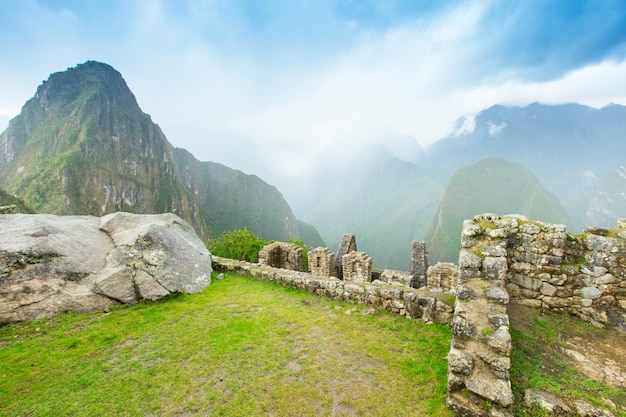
[
  {"xmin": 0, "ymin": 115, "xmax": 9, "ymax": 133},
  {"xmin": 426, "ymin": 103, "xmax": 626, "ymax": 228},
  {"xmin": 587, "ymin": 164, "xmax": 626, "ymax": 226},
  {"xmin": 0, "ymin": 61, "xmax": 324, "ymax": 247},
  {"xmin": 295, "ymin": 136, "xmax": 441, "ymax": 270},
  {"xmin": 425, "ymin": 158, "xmax": 573, "ymax": 263}
]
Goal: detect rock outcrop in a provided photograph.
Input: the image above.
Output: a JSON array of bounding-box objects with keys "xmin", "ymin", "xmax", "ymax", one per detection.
[{"xmin": 0, "ymin": 212, "xmax": 212, "ymax": 323}]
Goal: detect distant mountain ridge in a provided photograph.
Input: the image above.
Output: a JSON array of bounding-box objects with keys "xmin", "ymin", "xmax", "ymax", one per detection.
[
  {"xmin": 427, "ymin": 102, "xmax": 626, "ymax": 227},
  {"xmin": 425, "ymin": 158, "xmax": 572, "ymax": 262},
  {"xmin": 294, "ymin": 102, "xmax": 626, "ymax": 268},
  {"xmin": 0, "ymin": 61, "xmax": 324, "ymax": 247}
]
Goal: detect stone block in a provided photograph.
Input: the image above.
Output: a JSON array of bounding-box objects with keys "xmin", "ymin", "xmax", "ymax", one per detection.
[
  {"xmin": 484, "ymin": 257, "xmax": 507, "ymax": 280},
  {"xmin": 485, "ymin": 286, "xmax": 510, "ymax": 304},
  {"xmin": 510, "ymin": 274, "xmax": 541, "ymax": 291},
  {"xmin": 459, "ymin": 250, "xmax": 482, "ymax": 269},
  {"xmin": 542, "ymin": 296, "xmax": 572, "ymax": 308},
  {"xmin": 516, "ymin": 299, "xmax": 542, "ymax": 308},
  {"xmin": 448, "ymin": 348, "xmax": 474, "ymax": 376},
  {"xmin": 466, "ymin": 377, "xmax": 514, "ymax": 407},
  {"xmin": 488, "ymin": 327, "xmax": 512, "ymax": 355},
  {"xmin": 539, "ymin": 282, "xmax": 557, "ymax": 296}
]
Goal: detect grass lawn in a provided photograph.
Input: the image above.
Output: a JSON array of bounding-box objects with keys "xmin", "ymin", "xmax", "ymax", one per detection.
[{"xmin": 0, "ymin": 273, "xmax": 453, "ymax": 417}]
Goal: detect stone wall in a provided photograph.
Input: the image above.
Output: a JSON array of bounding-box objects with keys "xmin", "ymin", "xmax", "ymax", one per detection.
[
  {"xmin": 258, "ymin": 241, "xmax": 304, "ymax": 272},
  {"xmin": 445, "ymin": 213, "xmax": 626, "ymax": 416},
  {"xmin": 411, "ymin": 240, "xmax": 428, "ymax": 288},
  {"xmin": 427, "ymin": 262, "xmax": 459, "ymax": 292},
  {"xmin": 380, "ymin": 269, "xmax": 415, "ymax": 287},
  {"xmin": 342, "ymin": 251, "xmax": 373, "ymax": 283},
  {"xmin": 212, "ymin": 256, "xmax": 455, "ymax": 325},
  {"xmin": 457, "ymin": 214, "xmax": 626, "ymax": 330},
  {"xmin": 334, "ymin": 234, "xmax": 357, "ymax": 279},
  {"xmin": 446, "ymin": 214, "xmax": 514, "ymax": 417},
  {"xmin": 308, "ymin": 247, "xmax": 335, "ymax": 277}
]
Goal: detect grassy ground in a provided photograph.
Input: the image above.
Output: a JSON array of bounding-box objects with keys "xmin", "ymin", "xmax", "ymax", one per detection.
[
  {"xmin": 509, "ymin": 303, "xmax": 626, "ymax": 417},
  {"xmin": 0, "ymin": 273, "xmax": 453, "ymax": 417}
]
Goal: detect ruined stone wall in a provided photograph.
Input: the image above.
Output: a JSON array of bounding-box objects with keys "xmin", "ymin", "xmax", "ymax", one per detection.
[
  {"xmin": 380, "ymin": 269, "xmax": 415, "ymax": 287},
  {"xmin": 342, "ymin": 251, "xmax": 373, "ymax": 283},
  {"xmin": 258, "ymin": 242, "xmax": 303, "ymax": 272},
  {"xmin": 454, "ymin": 214, "xmax": 626, "ymax": 330},
  {"xmin": 427, "ymin": 262, "xmax": 459, "ymax": 292},
  {"xmin": 308, "ymin": 247, "xmax": 335, "ymax": 277},
  {"xmin": 446, "ymin": 214, "xmax": 514, "ymax": 417},
  {"xmin": 212, "ymin": 256, "xmax": 455, "ymax": 325}
]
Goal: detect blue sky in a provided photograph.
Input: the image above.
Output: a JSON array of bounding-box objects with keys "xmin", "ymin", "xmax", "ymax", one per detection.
[{"xmin": 1, "ymin": 0, "xmax": 626, "ymax": 176}]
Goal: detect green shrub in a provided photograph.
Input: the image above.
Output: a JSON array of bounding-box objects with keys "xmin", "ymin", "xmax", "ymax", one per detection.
[{"xmin": 208, "ymin": 228, "xmax": 267, "ymax": 263}]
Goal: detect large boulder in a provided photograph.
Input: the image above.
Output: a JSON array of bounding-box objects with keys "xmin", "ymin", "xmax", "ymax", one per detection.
[{"xmin": 0, "ymin": 212, "xmax": 212, "ymax": 323}]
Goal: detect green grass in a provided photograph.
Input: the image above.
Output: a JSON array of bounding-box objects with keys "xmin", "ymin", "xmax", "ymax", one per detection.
[
  {"xmin": 509, "ymin": 307, "xmax": 626, "ymax": 417},
  {"xmin": 0, "ymin": 273, "xmax": 453, "ymax": 417}
]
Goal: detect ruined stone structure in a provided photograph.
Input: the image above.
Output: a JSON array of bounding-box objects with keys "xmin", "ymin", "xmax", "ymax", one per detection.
[
  {"xmin": 427, "ymin": 262, "xmax": 459, "ymax": 292},
  {"xmin": 446, "ymin": 213, "xmax": 514, "ymax": 417},
  {"xmin": 411, "ymin": 241, "xmax": 428, "ymax": 288},
  {"xmin": 308, "ymin": 247, "xmax": 335, "ymax": 277},
  {"xmin": 342, "ymin": 251, "xmax": 373, "ymax": 283},
  {"xmin": 380, "ymin": 269, "xmax": 415, "ymax": 287},
  {"xmin": 334, "ymin": 234, "xmax": 356, "ymax": 279},
  {"xmin": 213, "ymin": 256, "xmax": 455, "ymax": 325},
  {"xmin": 446, "ymin": 213, "xmax": 626, "ymax": 417},
  {"xmin": 258, "ymin": 241, "xmax": 304, "ymax": 272}
]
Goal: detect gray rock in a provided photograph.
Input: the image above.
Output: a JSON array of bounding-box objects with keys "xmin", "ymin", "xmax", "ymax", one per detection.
[
  {"xmin": 459, "ymin": 250, "xmax": 482, "ymax": 269},
  {"xmin": 580, "ymin": 287, "xmax": 602, "ymax": 300},
  {"xmin": 466, "ymin": 376, "xmax": 514, "ymax": 406},
  {"xmin": 216, "ymin": 273, "xmax": 225, "ymax": 280},
  {"xmin": 0, "ymin": 212, "xmax": 212, "ymax": 323},
  {"xmin": 448, "ymin": 348, "xmax": 474, "ymax": 375},
  {"xmin": 524, "ymin": 389, "xmax": 571, "ymax": 414},
  {"xmin": 574, "ymin": 399, "xmax": 616, "ymax": 417}
]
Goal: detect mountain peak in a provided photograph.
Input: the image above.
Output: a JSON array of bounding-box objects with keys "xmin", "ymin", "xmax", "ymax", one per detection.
[{"xmin": 34, "ymin": 60, "xmax": 138, "ymax": 114}]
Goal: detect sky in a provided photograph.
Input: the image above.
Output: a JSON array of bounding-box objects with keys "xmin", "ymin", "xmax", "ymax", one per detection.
[{"xmin": 1, "ymin": 0, "xmax": 626, "ymax": 178}]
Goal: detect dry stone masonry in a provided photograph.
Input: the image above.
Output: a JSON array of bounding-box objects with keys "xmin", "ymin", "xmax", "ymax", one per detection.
[
  {"xmin": 334, "ymin": 233, "xmax": 356, "ymax": 279},
  {"xmin": 379, "ymin": 269, "xmax": 415, "ymax": 287},
  {"xmin": 411, "ymin": 240, "xmax": 428, "ymax": 288},
  {"xmin": 427, "ymin": 262, "xmax": 459, "ymax": 292},
  {"xmin": 212, "ymin": 256, "xmax": 455, "ymax": 325},
  {"xmin": 446, "ymin": 213, "xmax": 514, "ymax": 417},
  {"xmin": 342, "ymin": 251, "xmax": 373, "ymax": 283},
  {"xmin": 258, "ymin": 241, "xmax": 304, "ymax": 272},
  {"xmin": 308, "ymin": 247, "xmax": 335, "ymax": 277}
]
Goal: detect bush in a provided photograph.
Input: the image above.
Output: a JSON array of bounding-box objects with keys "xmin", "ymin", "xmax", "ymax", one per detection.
[{"xmin": 208, "ymin": 228, "xmax": 267, "ymax": 263}]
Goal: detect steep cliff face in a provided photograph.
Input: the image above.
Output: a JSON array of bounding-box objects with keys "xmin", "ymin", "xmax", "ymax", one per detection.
[{"xmin": 0, "ymin": 61, "xmax": 310, "ymax": 243}]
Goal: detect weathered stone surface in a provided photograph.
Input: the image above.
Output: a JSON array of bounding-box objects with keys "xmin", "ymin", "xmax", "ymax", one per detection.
[
  {"xmin": 0, "ymin": 212, "xmax": 212, "ymax": 323},
  {"xmin": 580, "ymin": 287, "xmax": 602, "ymax": 300},
  {"xmin": 484, "ymin": 257, "xmax": 507, "ymax": 280},
  {"xmin": 459, "ymin": 250, "xmax": 482, "ymax": 269},
  {"xmin": 574, "ymin": 399, "xmax": 616, "ymax": 417},
  {"xmin": 510, "ymin": 274, "xmax": 542, "ymax": 291},
  {"xmin": 485, "ymin": 285, "xmax": 510, "ymax": 304},
  {"xmin": 334, "ymin": 234, "xmax": 356, "ymax": 279},
  {"xmin": 448, "ymin": 348, "xmax": 474, "ymax": 375},
  {"xmin": 466, "ymin": 376, "xmax": 514, "ymax": 406},
  {"xmin": 539, "ymin": 282, "xmax": 557, "ymax": 296},
  {"xmin": 488, "ymin": 327, "xmax": 512, "ymax": 355},
  {"xmin": 524, "ymin": 389, "xmax": 571, "ymax": 414}
]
